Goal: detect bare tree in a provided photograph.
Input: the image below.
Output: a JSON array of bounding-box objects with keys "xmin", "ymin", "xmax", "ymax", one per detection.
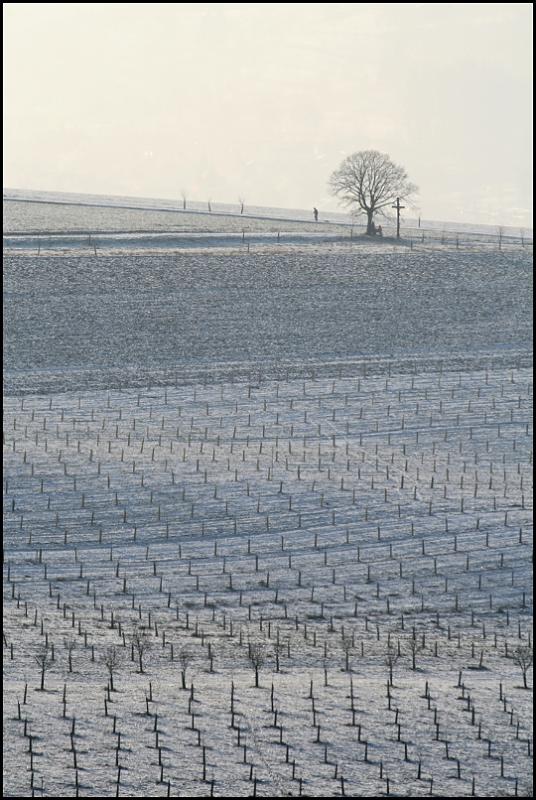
[
  {"xmin": 101, "ymin": 645, "xmax": 122, "ymax": 691},
  {"xmin": 341, "ymin": 634, "xmax": 354, "ymax": 672},
  {"xmin": 35, "ymin": 645, "xmax": 53, "ymax": 691},
  {"xmin": 178, "ymin": 646, "xmax": 192, "ymax": 689},
  {"xmin": 384, "ymin": 644, "xmax": 399, "ymax": 685},
  {"xmin": 131, "ymin": 624, "xmax": 152, "ymax": 674},
  {"xmin": 238, "ymin": 197, "xmax": 245, "ymax": 215},
  {"xmin": 63, "ymin": 638, "xmax": 76, "ymax": 673},
  {"xmin": 248, "ymin": 642, "xmax": 265, "ymax": 688},
  {"xmin": 406, "ymin": 637, "xmax": 424, "ymax": 671},
  {"xmin": 329, "ymin": 150, "xmax": 417, "ymax": 235},
  {"xmin": 273, "ymin": 639, "xmax": 286, "ymax": 673},
  {"xmin": 512, "ymin": 645, "xmax": 533, "ymax": 689}
]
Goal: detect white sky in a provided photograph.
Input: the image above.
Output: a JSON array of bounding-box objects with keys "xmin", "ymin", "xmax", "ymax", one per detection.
[{"xmin": 3, "ymin": 3, "xmax": 533, "ymax": 225}]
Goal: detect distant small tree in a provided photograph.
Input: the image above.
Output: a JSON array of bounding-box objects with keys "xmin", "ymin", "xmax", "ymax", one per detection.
[
  {"xmin": 384, "ymin": 644, "xmax": 400, "ymax": 685},
  {"xmin": 178, "ymin": 646, "xmax": 192, "ymax": 689},
  {"xmin": 35, "ymin": 645, "xmax": 53, "ymax": 691},
  {"xmin": 341, "ymin": 635, "xmax": 354, "ymax": 672},
  {"xmin": 131, "ymin": 624, "xmax": 152, "ymax": 674},
  {"xmin": 407, "ymin": 636, "xmax": 424, "ymax": 671},
  {"xmin": 329, "ymin": 150, "xmax": 417, "ymax": 235},
  {"xmin": 101, "ymin": 645, "xmax": 122, "ymax": 691},
  {"xmin": 181, "ymin": 190, "xmax": 187, "ymax": 211},
  {"xmin": 239, "ymin": 197, "xmax": 245, "ymax": 215},
  {"xmin": 248, "ymin": 642, "xmax": 265, "ymax": 688},
  {"xmin": 512, "ymin": 645, "xmax": 533, "ymax": 689},
  {"xmin": 63, "ymin": 638, "xmax": 77, "ymax": 673},
  {"xmin": 273, "ymin": 640, "xmax": 286, "ymax": 673}
]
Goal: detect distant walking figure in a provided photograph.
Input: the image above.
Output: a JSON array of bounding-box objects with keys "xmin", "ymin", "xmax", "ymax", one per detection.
[{"xmin": 313, "ymin": 207, "xmax": 319, "ymax": 222}]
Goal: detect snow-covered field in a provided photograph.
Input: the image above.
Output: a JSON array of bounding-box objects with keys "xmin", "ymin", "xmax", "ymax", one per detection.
[
  {"xmin": 4, "ymin": 242, "xmax": 533, "ymax": 396},
  {"xmin": 3, "ymin": 197, "xmax": 533, "ymax": 797},
  {"xmin": 3, "ymin": 189, "xmax": 533, "ymax": 241},
  {"xmin": 3, "ymin": 198, "xmax": 344, "ymax": 237}
]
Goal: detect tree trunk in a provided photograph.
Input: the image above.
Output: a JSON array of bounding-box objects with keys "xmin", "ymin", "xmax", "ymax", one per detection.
[
  {"xmin": 41, "ymin": 666, "xmax": 46, "ymax": 691},
  {"xmin": 366, "ymin": 209, "xmax": 375, "ymax": 235}
]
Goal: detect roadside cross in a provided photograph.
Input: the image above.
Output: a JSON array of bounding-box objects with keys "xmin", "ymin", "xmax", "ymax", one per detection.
[{"xmin": 392, "ymin": 197, "xmax": 405, "ymax": 239}]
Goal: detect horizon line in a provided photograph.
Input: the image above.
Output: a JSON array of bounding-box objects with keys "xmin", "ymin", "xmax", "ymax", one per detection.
[{"xmin": 3, "ymin": 186, "xmax": 534, "ymax": 234}]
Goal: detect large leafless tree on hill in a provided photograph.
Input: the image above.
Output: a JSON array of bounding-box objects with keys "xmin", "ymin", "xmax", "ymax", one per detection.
[{"xmin": 329, "ymin": 150, "xmax": 418, "ymax": 235}]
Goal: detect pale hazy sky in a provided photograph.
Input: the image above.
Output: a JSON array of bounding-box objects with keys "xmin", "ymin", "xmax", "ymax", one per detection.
[{"xmin": 3, "ymin": 3, "xmax": 533, "ymax": 225}]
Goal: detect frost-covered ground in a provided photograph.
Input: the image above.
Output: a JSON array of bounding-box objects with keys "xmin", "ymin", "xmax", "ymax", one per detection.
[
  {"xmin": 3, "ymin": 369, "xmax": 533, "ymax": 797},
  {"xmin": 3, "ymin": 197, "xmax": 533, "ymax": 797},
  {"xmin": 3, "ymin": 189, "xmax": 533, "ymax": 240},
  {"xmin": 3, "ymin": 199, "xmax": 345, "ymax": 236},
  {"xmin": 4, "ymin": 244, "xmax": 533, "ymax": 395}
]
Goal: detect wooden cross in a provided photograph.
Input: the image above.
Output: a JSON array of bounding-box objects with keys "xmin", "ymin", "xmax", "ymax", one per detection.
[{"xmin": 392, "ymin": 197, "xmax": 405, "ymax": 239}]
